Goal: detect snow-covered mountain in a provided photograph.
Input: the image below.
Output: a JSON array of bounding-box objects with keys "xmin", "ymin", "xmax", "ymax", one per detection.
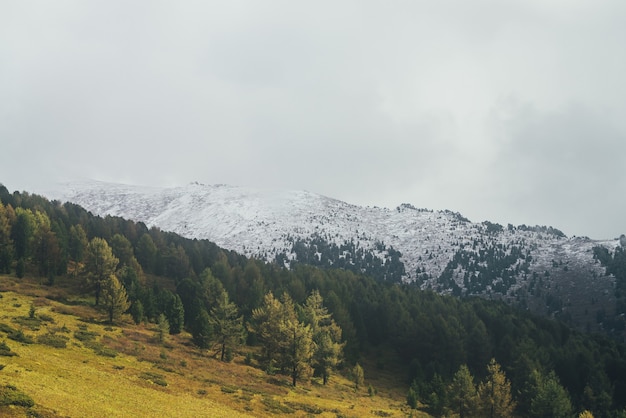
[{"xmin": 43, "ymin": 180, "xmax": 622, "ymax": 333}]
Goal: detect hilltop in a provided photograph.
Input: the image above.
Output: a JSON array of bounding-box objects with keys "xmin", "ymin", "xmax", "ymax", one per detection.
[{"xmin": 43, "ymin": 180, "xmax": 621, "ymax": 334}]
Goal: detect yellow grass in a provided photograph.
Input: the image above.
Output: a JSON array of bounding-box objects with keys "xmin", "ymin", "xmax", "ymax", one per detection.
[{"xmin": 0, "ymin": 275, "xmax": 428, "ymax": 417}]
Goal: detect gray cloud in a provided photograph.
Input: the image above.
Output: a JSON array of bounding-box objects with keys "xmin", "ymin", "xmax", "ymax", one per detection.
[{"xmin": 1, "ymin": 1, "xmax": 625, "ymax": 238}]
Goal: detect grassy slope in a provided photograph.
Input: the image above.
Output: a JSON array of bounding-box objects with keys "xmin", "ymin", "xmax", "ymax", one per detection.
[{"xmin": 0, "ymin": 275, "xmax": 425, "ymax": 417}]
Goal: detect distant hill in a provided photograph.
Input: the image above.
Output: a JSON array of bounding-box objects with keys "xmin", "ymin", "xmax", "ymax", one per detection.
[{"xmin": 44, "ymin": 180, "xmax": 622, "ymax": 335}]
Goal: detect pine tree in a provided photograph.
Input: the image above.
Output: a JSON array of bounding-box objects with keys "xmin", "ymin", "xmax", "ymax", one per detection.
[
  {"xmin": 281, "ymin": 293, "xmax": 313, "ymax": 386},
  {"xmin": 190, "ymin": 308, "xmax": 213, "ymax": 349},
  {"xmin": 303, "ymin": 290, "xmax": 344, "ymax": 384},
  {"xmin": 168, "ymin": 294, "xmax": 185, "ymax": 335},
  {"xmin": 352, "ymin": 362, "xmax": 365, "ymax": 390},
  {"xmin": 156, "ymin": 313, "xmax": 170, "ymax": 343},
  {"xmin": 0, "ymin": 202, "xmax": 15, "ymax": 274},
  {"xmin": 135, "ymin": 233, "xmax": 157, "ymax": 273},
  {"xmin": 528, "ymin": 370, "xmax": 572, "ymax": 418},
  {"xmin": 477, "ymin": 358, "xmax": 516, "ymax": 418},
  {"xmin": 101, "ymin": 275, "xmax": 130, "ymax": 323},
  {"xmin": 250, "ymin": 291, "xmax": 285, "ymax": 369},
  {"xmin": 68, "ymin": 224, "xmax": 88, "ymax": 262},
  {"xmin": 449, "ymin": 364, "xmax": 478, "ymax": 418},
  {"xmin": 209, "ymin": 291, "xmax": 244, "ymax": 361}
]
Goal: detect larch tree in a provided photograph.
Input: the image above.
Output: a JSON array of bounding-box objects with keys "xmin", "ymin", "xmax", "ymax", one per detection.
[
  {"xmin": 303, "ymin": 290, "xmax": 344, "ymax": 384},
  {"xmin": 280, "ymin": 293, "xmax": 313, "ymax": 387},
  {"xmin": 477, "ymin": 358, "xmax": 516, "ymax": 418},
  {"xmin": 209, "ymin": 290, "xmax": 244, "ymax": 361},
  {"xmin": 449, "ymin": 364, "xmax": 478, "ymax": 418},
  {"xmin": 101, "ymin": 274, "xmax": 130, "ymax": 324},
  {"xmin": 250, "ymin": 291, "xmax": 285, "ymax": 371},
  {"xmin": 352, "ymin": 362, "xmax": 365, "ymax": 390},
  {"xmin": 84, "ymin": 237, "xmax": 119, "ymax": 305}
]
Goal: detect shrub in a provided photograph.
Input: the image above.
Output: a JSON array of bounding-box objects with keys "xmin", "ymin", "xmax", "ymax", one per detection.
[
  {"xmin": 74, "ymin": 329, "xmax": 99, "ymax": 342},
  {"xmin": 37, "ymin": 333, "xmax": 69, "ymax": 348},
  {"xmin": 84, "ymin": 340, "xmax": 117, "ymax": 357},
  {"xmin": 8, "ymin": 330, "xmax": 33, "ymax": 344},
  {"xmin": 140, "ymin": 372, "xmax": 167, "ymax": 387},
  {"xmin": 0, "ymin": 323, "xmax": 17, "ymax": 334},
  {"xmin": 0, "ymin": 341, "xmax": 16, "ymax": 357},
  {"xmin": 0, "ymin": 385, "xmax": 34, "ymax": 407},
  {"xmin": 220, "ymin": 385, "xmax": 238, "ymax": 394}
]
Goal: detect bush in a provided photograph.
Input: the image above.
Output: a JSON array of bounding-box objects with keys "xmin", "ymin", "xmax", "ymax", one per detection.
[
  {"xmin": 220, "ymin": 385, "xmax": 238, "ymax": 394},
  {"xmin": 0, "ymin": 323, "xmax": 16, "ymax": 334},
  {"xmin": 8, "ymin": 330, "xmax": 33, "ymax": 344},
  {"xmin": 37, "ymin": 333, "xmax": 68, "ymax": 348},
  {"xmin": 74, "ymin": 329, "xmax": 99, "ymax": 342},
  {"xmin": 0, "ymin": 385, "xmax": 34, "ymax": 407},
  {"xmin": 84, "ymin": 340, "xmax": 117, "ymax": 357},
  {"xmin": 140, "ymin": 372, "xmax": 167, "ymax": 387},
  {"xmin": 0, "ymin": 341, "xmax": 16, "ymax": 357}
]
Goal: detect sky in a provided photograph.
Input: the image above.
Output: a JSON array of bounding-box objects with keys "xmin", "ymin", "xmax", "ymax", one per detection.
[{"xmin": 1, "ymin": 1, "xmax": 625, "ymax": 239}]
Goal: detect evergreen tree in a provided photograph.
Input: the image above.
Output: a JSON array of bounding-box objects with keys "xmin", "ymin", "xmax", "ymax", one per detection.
[
  {"xmin": 168, "ymin": 294, "xmax": 185, "ymax": 335},
  {"xmin": 68, "ymin": 224, "xmax": 88, "ymax": 262},
  {"xmin": 477, "ymin": 358, "xmax": 516, "ymax": 418},
  {"xmin": 12, "ymin": 208, "xmax": 35, "ymax": 260},
  {"xmin": 209, "ymin": 291, "xmax": 244, "ymax": 361},
  {"xmin": 101, "ymin": 274, "xmax": 130, "ymax": 323},
  {"xmin": 156, "ymin": 313, "xmax": 170, "ymax": 343},
  {"xmin": 33, "ymin": 221, "xmax": 61, "ymax": 280},
  {"xmin": 135, "ymin": 233, "xmax": 157, "ymax": 273},
  {"xmin": 130, "ymin": 299, "xmax": 144, "ymax": 324},
  {"xmin": 528, "ymin": 369, "xmax": 572, "ymax": 418},
  {"xmin": 0, "ymin": 202, "xmax": 15, "ymax": 274},
  {"xmin": 109, "ymin": 234, "xmax": 134, "ymax": 267},
  {"xmin": 190, "ymin": 308, "xmax": 212, "ymax": 348},
  {"xmin": 250, "ymin": 291, "xmax": 285, "ymax": 369},
  {"xmin": 449, "ymin": 364, "xmax": 478, "ymax": 418},
  {"xmin": 84, "ymin": 237, "xmax": 119, "ymax": 305},
  {"xmin": 281, "ymin": 293, "xmax": 313, "ymax": 386},
  {"xmin": 303, "ymin": 290, "xmax": 344, "ymax": 384},
  {"xmin": 352, "ymin": 362, "xmax": 365, "ymax": 390}
]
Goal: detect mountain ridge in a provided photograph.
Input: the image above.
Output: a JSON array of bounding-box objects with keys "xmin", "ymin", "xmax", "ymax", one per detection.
[{"xmin": 42, "ymin": 180, "xmax": 621, "ymax": 334}]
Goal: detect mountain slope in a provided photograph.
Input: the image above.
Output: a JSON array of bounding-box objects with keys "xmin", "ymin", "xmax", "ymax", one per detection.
[{"xmin": 44, "ymin": 180, "xmax": 621, "ymax": 333}]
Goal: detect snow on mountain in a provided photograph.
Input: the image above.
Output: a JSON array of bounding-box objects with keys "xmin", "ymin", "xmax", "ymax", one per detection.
[
  {"xmin": 43, "ymin": 180, "xmax": 616, "ymax": 282},
  {"xmin": 42, "ymin": 180, "xmax": 623, "ymax": 333}
]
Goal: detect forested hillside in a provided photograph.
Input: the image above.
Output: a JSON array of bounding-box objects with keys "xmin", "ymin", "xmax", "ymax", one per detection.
[
  {"xmin": 1, "ymin": 184, "xmax": 626, "ymax": 417},
  {"xmin": 46, "ymin": 180, "xmax": 621, "ymax": 338}
]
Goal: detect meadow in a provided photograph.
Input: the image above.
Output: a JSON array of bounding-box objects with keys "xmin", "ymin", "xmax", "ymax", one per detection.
[{"xmin": 0, "ymin": 274, "xmax": 421, "ymax": 417}]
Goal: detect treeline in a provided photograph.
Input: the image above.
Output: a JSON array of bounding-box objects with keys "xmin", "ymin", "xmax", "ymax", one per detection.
[{"xmin": 1, "ymin": 185, "xmax": 626, "ymax": 416}]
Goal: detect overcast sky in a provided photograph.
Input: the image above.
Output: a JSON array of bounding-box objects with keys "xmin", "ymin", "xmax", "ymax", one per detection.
[{"xmin": 1, "ymin": 1, "xmax": 625, "ymax": 239}]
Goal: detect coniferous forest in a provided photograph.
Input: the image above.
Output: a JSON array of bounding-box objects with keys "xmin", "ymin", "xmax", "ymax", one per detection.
[{"xmin": 1, "ymin": 183, "xmax": 626, "ymax": 417}]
